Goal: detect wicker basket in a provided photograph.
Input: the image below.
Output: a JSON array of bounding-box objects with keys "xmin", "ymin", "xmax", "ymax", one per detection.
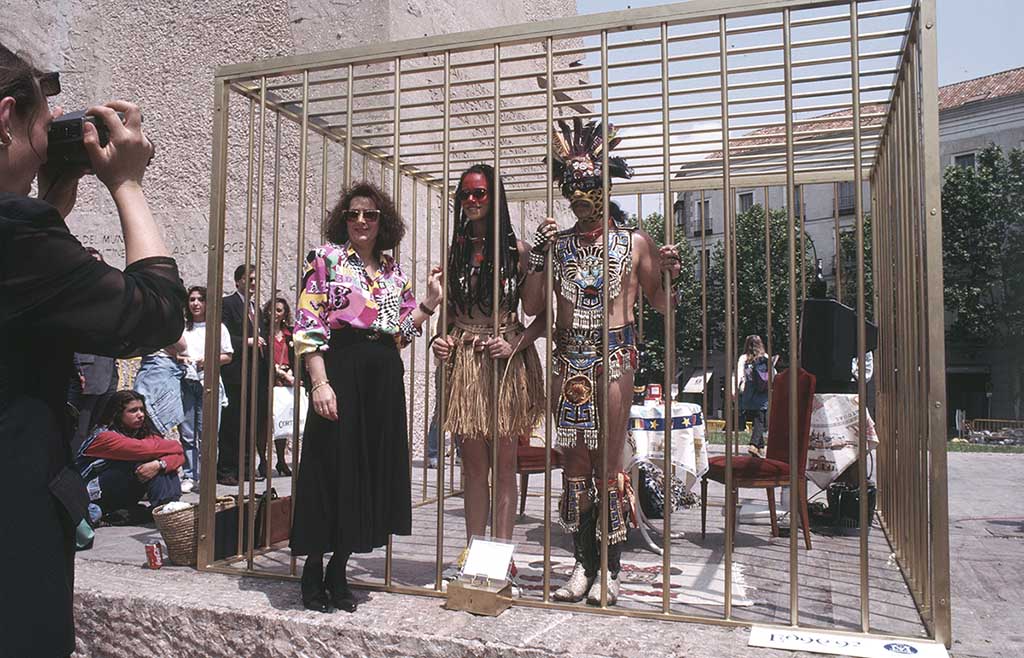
[{"xmin": 153, "ymin": 496, "xmax": 236, "ymax": 567}]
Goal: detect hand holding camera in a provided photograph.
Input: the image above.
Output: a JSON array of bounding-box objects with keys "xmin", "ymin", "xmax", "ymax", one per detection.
[{"xmin": 82, "ymin": 101, "xmax": 154, "ymax": 194}]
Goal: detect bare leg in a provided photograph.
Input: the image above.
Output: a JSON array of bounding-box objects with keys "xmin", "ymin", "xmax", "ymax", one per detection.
[
  {"xmin": 492, "ymin": 437, "xmax": 518, "ymax": 540},
  {"xmin": 460, "ymin": 437, "xmax": 491, "ymax": 543}
]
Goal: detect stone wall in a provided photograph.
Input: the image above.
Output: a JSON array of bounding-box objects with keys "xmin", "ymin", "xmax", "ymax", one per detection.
[{"xmin": 2, "ymin": 0, "xmax": 578, "ymax": 286}]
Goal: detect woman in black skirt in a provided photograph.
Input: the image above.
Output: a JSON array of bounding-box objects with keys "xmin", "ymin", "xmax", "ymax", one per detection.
[{"xmin": 290, "ymin": 181, "xmax": 442, "ymax": 613}]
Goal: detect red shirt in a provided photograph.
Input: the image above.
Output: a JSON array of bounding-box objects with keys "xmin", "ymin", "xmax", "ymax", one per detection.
[{"xmin": 84, "ymin": 430, "xmax": 185, "ymax": 473}]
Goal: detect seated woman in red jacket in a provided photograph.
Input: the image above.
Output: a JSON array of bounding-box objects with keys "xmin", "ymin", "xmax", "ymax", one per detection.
[{"xmin": 77, "ymin": 390, "xmax": 184, "ymax": 521}]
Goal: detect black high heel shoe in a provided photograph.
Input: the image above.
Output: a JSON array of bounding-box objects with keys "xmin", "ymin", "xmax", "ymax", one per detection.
[
  {"xmin": 301, "ymin": 558, "xmax": 329, "ymax": 613},
  {"xmin": 276, "ymin": 462, "xmax": 292, "ymax": 477}
]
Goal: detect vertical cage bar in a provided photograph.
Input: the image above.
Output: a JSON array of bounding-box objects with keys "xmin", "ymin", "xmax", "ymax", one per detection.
[
  {"xmin": 345, "ymin": 65, "xmax": 354, "ymax": 187},
  {"xmin": 849, "ymin": 2, "xmax": 870, "ymax": 632},
  {"xmin": 718, "ymin": 14, "xmax": 735, "ymax": 620},
  {"xmin": 409, "ymin": 180, "xmax": 419, "ymax": 482},
  {"xmin": 291, "ymin": 76, "xmax": 311, "ymax": 576},
  {"xmin": 435, "ymin": 49, "xmax": 452, "ymax": 591},
  {"xmin": 764, "ymin": 185, "xmax": 774, "ymax": 396},
  {"xmin": 700, "ymin": 189, "xmax": 707, "ymax": 417},
  {"xmin": 799, "ymin": 184, "xmax": 806, "ymax": 303},
  {"xmin": 598, "ymin": 27, "xmax": 611, "ymax": 609},
  {"xmin": 235, "ymin": 100, "xmax": 256, "ymax": 555},
  {"xmin": 543, "ymin": 35, "xmax": 555, "ymax": 604},
  {"xmin": 321, "ymin": 135, "xmax": 328, "ymax": 243},
  {"xmin": 246, "ymin": 77, "xmax": 269, "ymax": 569},
  {"xmin": 833, "ymin": 181, "xmax": 841, "ymax": 304},
  {"xmin": 422, "ymin": 183, "xmax": 433, "ymax": 501},
  {"xmin": 198, "ymin": 76, "xmax": 231, "ymax": 570},
  {"xmin": 491, "ymin": 43, "xmax": 502, "ymax": 541},
  {"xmin": 783, "ymin": 7, "xmax": 800, "ymax": 627},
  {"xmin": 263, "ymin": 110, "xmax": 282, "ymax": 552},
  {"xmin": 918, "ymin": 0, "xmax": 951, "ymax": 639},
  {"xmin": 637, "ymin": 193, "xmax": 645, "ymax": 343},
  {"xmin": 659, "ymin": 20, "xmax": 674, "ymax": 615},
  {"xmin": 909, "ymin": 37, "xmax": 934, "ymax": 624}
]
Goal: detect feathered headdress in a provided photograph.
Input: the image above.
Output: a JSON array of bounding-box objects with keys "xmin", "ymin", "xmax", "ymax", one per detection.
[{"xmin": 550, "ymin": 118, "xmax": 633, "ymax": 199}]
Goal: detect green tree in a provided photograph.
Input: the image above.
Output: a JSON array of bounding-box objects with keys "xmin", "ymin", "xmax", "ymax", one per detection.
[
  {"xmin": 705, "ymin": 204, "xmax": 816, "ymax": 363},
  {"xmin": 942, "ymin": 144, "xmax": 1024, "ymax": 413},
  {"xmin": 838, "ymin": 213, "xmax": 874, "ymax": 318},
  {"xmin": 634, "ymin": 212, "xmax": 702, "ymax": 381}
]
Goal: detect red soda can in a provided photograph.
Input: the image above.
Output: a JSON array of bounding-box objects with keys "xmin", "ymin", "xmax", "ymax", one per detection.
[{"xmin": 145, "ymin": 542, "xmax": 164, "ymax": 569}]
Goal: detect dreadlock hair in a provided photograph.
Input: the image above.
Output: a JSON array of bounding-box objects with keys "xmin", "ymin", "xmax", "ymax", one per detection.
[{"xmin": 447, "ymin": 164, "xmax": 521, "ymax": 316}]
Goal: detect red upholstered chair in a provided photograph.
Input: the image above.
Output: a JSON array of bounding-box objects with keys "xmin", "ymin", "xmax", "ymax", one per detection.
[
  {"xmin": 516, "ymin": 435, "xmax": 564, "ymax": 517},
  {"xmin": 700, "ymin": 368, "xmax": 816, "ymax": 550}
]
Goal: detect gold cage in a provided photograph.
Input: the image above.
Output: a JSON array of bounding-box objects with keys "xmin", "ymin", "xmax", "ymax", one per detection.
[{"xmin": 197, "ymin": 0, "xmax": 951, "ymax": 647}]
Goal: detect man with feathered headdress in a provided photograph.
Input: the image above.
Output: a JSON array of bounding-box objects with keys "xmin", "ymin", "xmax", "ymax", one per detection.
[{"xmin": 521, "ymin": 118, "xmax": 681, "ymax": 605}]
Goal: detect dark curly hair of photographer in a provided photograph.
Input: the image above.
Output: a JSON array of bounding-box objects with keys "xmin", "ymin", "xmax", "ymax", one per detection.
[{"xmin": 325, "ymin": 181, "xmax": 405, "ymax": 253}]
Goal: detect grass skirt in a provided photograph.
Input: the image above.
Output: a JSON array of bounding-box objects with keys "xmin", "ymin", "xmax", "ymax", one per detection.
[{"xmin": 443, "ymin": 319, "xmax": 544, "ymax": 441}]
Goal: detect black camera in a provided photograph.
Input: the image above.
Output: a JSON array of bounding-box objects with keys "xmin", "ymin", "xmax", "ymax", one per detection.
[{"xmin": 46, "ymin": 110, "xmax": 125, "ymax": 169}]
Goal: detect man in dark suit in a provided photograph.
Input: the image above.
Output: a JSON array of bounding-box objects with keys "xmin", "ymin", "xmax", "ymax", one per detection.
[{"xmin": 217, "ymin": 264, "xmax": 270, "ymax": 485}]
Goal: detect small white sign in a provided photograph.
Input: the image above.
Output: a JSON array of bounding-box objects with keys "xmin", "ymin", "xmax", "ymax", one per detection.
[
  {"xmin": 461, "ymin": 537, "xmax": 516, "ymax": 582},
  {"xmin": 683, "ymin": 371, "xmax": 713, "ymax": 393},
  {"xmin": 749, "ymin": 626, "xmax": 949, "ymax": 658}
]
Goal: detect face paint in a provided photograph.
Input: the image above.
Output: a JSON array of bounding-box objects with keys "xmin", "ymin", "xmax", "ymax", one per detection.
[
  {"xmin": 569, "ymin": 186, "xmax": 604, "ymax": 221},
  {"xmin": 459, "ymin": 172, "xmax": 490, "ymax": 222}
]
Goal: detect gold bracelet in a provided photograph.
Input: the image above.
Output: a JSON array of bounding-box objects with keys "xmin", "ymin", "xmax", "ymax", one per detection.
[{"xmin": 310, "ymin": 380, "xmax": 330, "ymax": 393}]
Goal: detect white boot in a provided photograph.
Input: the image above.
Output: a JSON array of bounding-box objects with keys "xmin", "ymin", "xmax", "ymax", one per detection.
[
  {"xmin": 553, "ymin": 561, "xmax": 595, "ymax": 602},
  {"xmin": 585, "ymin": 571, "xmax": 620, "ymax": 606}
]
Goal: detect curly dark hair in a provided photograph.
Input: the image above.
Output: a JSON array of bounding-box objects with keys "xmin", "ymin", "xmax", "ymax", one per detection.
[
  {"xmin": 447, "ymin": 164, "xmax": 521, "ymax": 315},
  {"xmin": 93, "ymin": 390, "xmax": 161, "ymax": 438},
  {"xmin": 324, "ymin": 181, "xmax": 405, "ymax": 255}
]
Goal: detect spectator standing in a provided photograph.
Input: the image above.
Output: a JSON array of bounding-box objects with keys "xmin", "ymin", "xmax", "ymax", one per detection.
[
  {"xmin": 264, "ymin": 295, "xmax": 295, "ymax": 476},
  {"xmin": 178, "ymin": 285, "xmax": 233, "ymax": 492},
  {"xmin": 218, "ymin": 265, "xmax": 270, "ymax": 485},
  {"xmin": 736, "ymin": 334, "xmax": 771, "ymax": 458},
  {"xmin": 0, "ymin": 45, "xmax": 184, "ymax": 657}
]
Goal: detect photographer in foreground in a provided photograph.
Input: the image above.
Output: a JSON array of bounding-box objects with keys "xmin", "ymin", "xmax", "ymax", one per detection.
[{"xmin": 0, "ymin": 44, "xmax": 186, "ymax": 657}]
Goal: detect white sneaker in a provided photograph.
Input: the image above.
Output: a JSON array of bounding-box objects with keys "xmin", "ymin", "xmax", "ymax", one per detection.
[{"xmin": 180, "ymin": 479, "xmax": 195, "ymax": 494}]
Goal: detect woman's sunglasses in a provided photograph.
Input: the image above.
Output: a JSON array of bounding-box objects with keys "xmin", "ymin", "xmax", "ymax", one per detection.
[
  {"xmin": 457, "ymin": 187, "xmax": 488, "ymax": 202},
  {"xmin": 342, "ymin": 208, "xmax": 381, "ymax": 222}
]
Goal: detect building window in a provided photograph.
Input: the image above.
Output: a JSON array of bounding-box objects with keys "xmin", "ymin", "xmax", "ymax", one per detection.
[
  {"xmin": 696, "ymin": 248, "xmax": 711, "ymax": 280},
  {"xmin": 738, "ymin": 192, "xmax": 753, "ymax": 213},
  {"xmin": 693, "ymin": 199, "xmax": 712, "ymax": 236},
  {"xmin": 953, "ymin": 152, "xmax": 976, "ymax": 170},
  {"xmin": 793, "ymin": 184, "xmax": 802, "ymax": 216},
  {"xmin": 838, "ymin": 181, "xmax": 856, "ymax": 215}
]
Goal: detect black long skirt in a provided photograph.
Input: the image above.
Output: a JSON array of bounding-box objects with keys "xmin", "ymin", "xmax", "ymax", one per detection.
[{"xmin": 290, "ymin": 333, "xmax": 412, "ymax": 556}]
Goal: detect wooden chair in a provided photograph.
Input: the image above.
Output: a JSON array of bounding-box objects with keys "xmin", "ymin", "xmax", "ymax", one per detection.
[
  {"xmin": 701, "ymin": 368, "xmax": 816, "ymax": 550},
  {"xmin": 516, "ymin": 435, "xmax": 564, "ymax": 517}
]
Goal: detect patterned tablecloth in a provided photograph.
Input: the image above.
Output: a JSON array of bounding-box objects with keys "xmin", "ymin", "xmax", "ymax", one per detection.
[
  {"xmin": 804, "ymin": 393, "xmax": 878, "ymax": 490},
  {"xmin": 625, "ymin": 401, "xmax": 709, "ymax": 491}
]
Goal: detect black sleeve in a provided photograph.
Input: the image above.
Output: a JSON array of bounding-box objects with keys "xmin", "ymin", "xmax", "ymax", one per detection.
[
  {"xmin": 0, "ymin": 197, "xmax": 187, "ymax": 358},
  {"xmin": 222, "ymin": 296, "xmax": 245, "ymax": 354}
]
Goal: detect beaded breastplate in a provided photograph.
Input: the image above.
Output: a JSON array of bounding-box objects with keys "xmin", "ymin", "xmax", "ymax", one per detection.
[{"xmin": 553, "ymin": 228, "xmax": 633, "ymax": 330}]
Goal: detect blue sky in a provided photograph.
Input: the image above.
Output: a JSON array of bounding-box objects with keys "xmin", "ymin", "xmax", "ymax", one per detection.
[{"xmin": 577, "ymin": 0, "xmax": 1023, "ymax": 86}]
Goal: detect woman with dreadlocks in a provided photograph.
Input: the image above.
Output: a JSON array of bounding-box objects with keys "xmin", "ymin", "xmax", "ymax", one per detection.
[{"xmin": 431, "ymin": 164, "xmax": 545, "ymax": 578}]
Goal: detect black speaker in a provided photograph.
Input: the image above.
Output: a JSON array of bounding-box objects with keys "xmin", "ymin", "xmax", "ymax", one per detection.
[{"xmin": 799, "ymin": 298, "xmax": 877, "ymax": 394}]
